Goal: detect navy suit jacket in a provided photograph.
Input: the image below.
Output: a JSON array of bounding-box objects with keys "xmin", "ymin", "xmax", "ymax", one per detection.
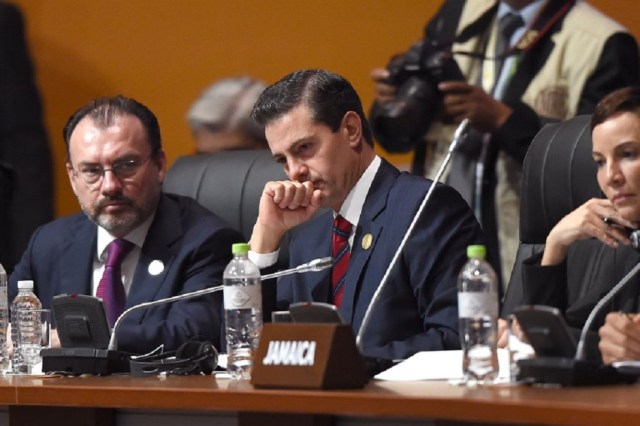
[
  {"xmin": 9, "ymin": 193, "xmax": 243, "ymax": 354},
  {"xmin": 276, "ymin": 160, "xmax": 485, "ymax": 360}
]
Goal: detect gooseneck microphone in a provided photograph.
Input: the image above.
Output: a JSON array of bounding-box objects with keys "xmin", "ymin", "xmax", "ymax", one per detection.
[
  {"xmin": 517, "ymin": 261, "xmax": 640, "ymax": 386},
  {"xmin": 575, "ymin": 262, "xmax": 640, "ymax": 361},
  {"xmin": 260, "ymin": 257, "xmax": 333, "ymax": 281},
  {"xmin": 355, "ymin": 119, "xmax": 470, "ymax": 351},
  {"xmin": 108, "ymin": 257, "xmax": 333, "ymax": 350}
]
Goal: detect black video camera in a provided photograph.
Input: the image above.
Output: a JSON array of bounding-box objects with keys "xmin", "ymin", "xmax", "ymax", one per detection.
[{"xmin": 371, "ymin": 39, "xmax": 465, "ymax": 152}]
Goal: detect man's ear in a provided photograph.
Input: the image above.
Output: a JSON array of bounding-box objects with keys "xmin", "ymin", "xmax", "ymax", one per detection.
[
  {"xmin": 342, "ymin": 111, "xmax": 362, "ymax": 147},
  {"xmin": 154, "ymin": 150, "xmax": 167, "ymax": 183},
  {"xmin": 66, "ymin": 162, "xmax": 78, "ymax": 196}
]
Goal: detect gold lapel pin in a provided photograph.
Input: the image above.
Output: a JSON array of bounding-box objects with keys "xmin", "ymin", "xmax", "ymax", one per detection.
[{"xmin": 361, "ymin": 233, "xmax": 373, "ymax": 250}]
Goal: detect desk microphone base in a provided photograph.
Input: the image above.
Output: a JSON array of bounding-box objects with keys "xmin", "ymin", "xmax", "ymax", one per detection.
[
  {"xmin": 41, "ymin": 347, "xmax": 132, "ymax": 375},
  {"xmin": 517, "ymin": 357, "xmax": 639, "ymax": 386}
]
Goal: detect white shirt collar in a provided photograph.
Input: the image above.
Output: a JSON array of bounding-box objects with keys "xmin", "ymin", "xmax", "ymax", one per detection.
[
  {"xmin": 336, "ymin": 155, "xmax": 381, "ymax": 227},
  {"xmin": 497, "ymin": 0, "xmax": 547, "ymax": 30}
]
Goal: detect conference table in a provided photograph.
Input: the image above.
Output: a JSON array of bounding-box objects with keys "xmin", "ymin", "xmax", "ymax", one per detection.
[{"xmin": 0, "ymin": 373, "xmax": 639, "ymax": 426}]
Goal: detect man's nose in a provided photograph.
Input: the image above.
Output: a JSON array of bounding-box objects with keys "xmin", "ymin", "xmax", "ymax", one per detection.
[
  {"xmin": 287, "ymin": 160, "xmax": 308, "ymax": 181},
  {"xmin": 100, "ymin": 169, "xmax": 124, "ymax": 194}
]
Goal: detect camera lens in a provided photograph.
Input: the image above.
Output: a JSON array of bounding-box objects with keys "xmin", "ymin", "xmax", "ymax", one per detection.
[{"xmin": 372, "ymin": 77, "xmax": 438, "ymax": 151}]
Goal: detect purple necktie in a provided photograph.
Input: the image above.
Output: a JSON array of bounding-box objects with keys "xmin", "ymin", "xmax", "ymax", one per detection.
[{"xmin": 97, "ymin": 239, "xmax": 134, "ymax": 327}]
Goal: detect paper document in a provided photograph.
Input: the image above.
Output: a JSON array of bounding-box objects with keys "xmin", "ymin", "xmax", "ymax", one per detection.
[{"xmin": 374, "ymin": 349, "xmax": 510, "ymax": 381}]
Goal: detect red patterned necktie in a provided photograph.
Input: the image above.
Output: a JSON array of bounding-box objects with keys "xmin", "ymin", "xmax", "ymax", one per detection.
[
  {"xmin": 331, "ymin": 215, "xmax": 352, "ymax": 307},
  {"xmin": 97, "ymin": 239, "xmax": 134, "ymax": 327}
]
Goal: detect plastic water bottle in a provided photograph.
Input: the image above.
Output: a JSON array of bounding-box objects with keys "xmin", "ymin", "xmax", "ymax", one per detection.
[
  {"xmin": 457, "ymin": 245, "xmax": 499, "ymax": 385},
  {"xmin": 0, "ymin": 264, "xmax": 9, "ymax": 373},
  {"xmin": 10, "ymin": 280, "xmax": 42, "ymax": 374},
  {"xmin": 223, "ymin": 243, "xmax": 262, "ymax": 380}
]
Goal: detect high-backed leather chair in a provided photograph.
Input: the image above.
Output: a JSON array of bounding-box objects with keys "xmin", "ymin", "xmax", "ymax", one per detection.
[
  {"xmin": 163, "ymin": 150, "xmax": 286, "ymax": 240},
  {"xmin": 502, "ymin": 115, "xmax": 602, "ymax": 315}
]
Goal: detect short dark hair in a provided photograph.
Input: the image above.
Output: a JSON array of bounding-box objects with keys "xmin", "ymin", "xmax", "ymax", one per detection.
[
  {"xmin": 63, "ymin": 95, "xmax": 162, "ymax": 161},
  {"xmin": 251, "ymin": 69, "xmax": 373, "ymax": 145},
  {"xmin": 591, "ymin": 86, "xmax": 640, "ymax": 130}
]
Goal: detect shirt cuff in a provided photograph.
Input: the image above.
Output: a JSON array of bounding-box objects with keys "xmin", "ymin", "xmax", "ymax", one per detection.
[{"xmin": 249, "ymin": 249, "xmax": 279, "ymax": 269}]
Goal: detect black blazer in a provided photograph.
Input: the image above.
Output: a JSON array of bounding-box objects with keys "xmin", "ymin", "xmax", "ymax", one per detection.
[{"xmin": 0, "ymin": 2, "xmax": 53, "ymax": 272}]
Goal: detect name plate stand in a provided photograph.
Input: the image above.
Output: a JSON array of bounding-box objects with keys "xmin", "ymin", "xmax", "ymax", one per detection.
[{"xmin": 251, "ymin": 323, "xmax": 368, "ymax": 390}]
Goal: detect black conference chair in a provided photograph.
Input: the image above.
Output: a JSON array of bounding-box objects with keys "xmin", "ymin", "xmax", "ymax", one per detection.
[
  {"xmin": 163, "ymin": 149, "xmax": 286, "ymax": 241},
  {"xmin": 502, "ymin": 114, "xmax": 602, "ymax": 316}
]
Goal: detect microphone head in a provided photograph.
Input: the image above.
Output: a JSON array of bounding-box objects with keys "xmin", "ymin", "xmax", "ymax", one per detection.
[
  {"xmin": 311, "ymin": 257, "xmax": 333, "ymax": 271},
  {"xmin": 450, "ymin": 118, "xmax": 470, "ymax": 153},
  {"xmin": 631, "ymin": 230, "xmax": 640, "ymax": 250}
]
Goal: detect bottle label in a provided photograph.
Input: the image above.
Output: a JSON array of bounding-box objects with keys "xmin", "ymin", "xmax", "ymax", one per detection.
[
  {"xmin": 458, "ymin": 292, "xmax": 498, "ymax": 318},
  {"xmin": 224, "ymin": 285, "xmax": 262, "ymax": 310}
]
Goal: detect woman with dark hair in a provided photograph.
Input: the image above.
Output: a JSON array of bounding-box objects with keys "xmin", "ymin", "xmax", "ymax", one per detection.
[{"xmin": 505, "ymin": 86, "xmax": 640, "ymax": 362}]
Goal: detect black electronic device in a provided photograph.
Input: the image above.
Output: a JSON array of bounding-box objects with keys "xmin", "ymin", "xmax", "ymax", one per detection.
[
  {"xmin": 512, "ymin": 305, "xmax": 576, "ymax": 358},
  {"xmin": 40, "ymin": 347, "xmax": 132, "ymax": 376},
  {"xmin": 512, "ymin": 292, "xmax": 640, "ymax": 387},
  {"xmin": 129, "ymin": 339, "xmax": 218, "ymax": 377},
  {"xmin": 511, "ymin": 305, "xmax": 637, "ymax": 386},
  {"xmin": 371, "ymin": 39, "xmax": 466, "ymax": 151},
  {"xmin": 42, "ymin": 294, "xmax": 132, "ymax": 375},
  {"xmin": 517, "ymin": 357, "xmax": 638, "ymax": 387},
  {"xmin": 602, "ymin": 217, "xmax": 640, "ymax": 250},
  {"xmin": 51, "ymin": 293, "xmax": 111, "ymax": 349},
  {"xmin": 289, "ymin": 302, "xmax": 344, "ymax": 324}
]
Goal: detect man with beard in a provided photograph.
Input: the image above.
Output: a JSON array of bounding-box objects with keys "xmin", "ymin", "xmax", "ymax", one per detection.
[{"xmin": 9, "ymin": 96, "xmax": 243, "ymax": 354}]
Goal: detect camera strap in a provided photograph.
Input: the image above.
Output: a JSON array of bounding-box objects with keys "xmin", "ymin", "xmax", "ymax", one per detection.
[{"xmin": 453, "ymin": 0, "xmax": 575, "ymax": 62}]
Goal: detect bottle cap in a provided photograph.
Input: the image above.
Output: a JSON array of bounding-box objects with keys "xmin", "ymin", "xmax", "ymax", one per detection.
[
  {"xmin": 466, "ymin": 245, "xmax": 486, "ymax": 259},
  {"xmin": 17, "ymin": 280, "xmax": 34, "ymax": 290},
  {"xmin": 232, "ymin": 243, "xmax": 250, "ymax": 255}
]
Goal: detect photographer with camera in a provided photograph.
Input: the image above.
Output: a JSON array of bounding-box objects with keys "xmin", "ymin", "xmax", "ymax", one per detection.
[{"xmin": 371, "ymin": 0, "xmax": 640, "ymax": 288}]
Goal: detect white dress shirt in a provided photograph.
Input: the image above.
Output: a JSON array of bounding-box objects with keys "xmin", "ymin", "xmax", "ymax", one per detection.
[{"xmin": 91, "ymin": 213, "xmax": 155, "ymax": 297}]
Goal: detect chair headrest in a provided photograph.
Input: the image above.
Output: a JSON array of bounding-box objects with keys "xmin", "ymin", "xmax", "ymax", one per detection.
[
  {"xmin": 163, "ymin": 149, "xmax": 286, "ymax": 239},
  {"xmin": 520, "ymin": 115, "xmax": 602, "ymax": 244}
]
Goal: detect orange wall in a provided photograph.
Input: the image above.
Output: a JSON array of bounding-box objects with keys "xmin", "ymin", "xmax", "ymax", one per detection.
[{"xmin": 11, "ymin": 0, "xmax": 640, "ymax": 218}]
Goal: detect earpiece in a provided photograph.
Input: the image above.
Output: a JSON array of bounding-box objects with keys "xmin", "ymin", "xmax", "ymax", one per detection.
[
  {"xmin": 174, "ymin": 340, "xmax": 218, "ymax": 375},
  {"xmin": 129, "ymin": 339, "xmax": 219, "ymax": 377}
]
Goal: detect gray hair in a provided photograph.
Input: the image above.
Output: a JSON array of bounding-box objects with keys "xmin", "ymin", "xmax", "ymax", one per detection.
[{"xmin": 187, "ymin": 76, "xmax": 267, "ymax": 142}]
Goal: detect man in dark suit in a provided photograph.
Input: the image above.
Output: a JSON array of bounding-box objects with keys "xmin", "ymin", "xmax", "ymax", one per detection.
[
  {"xmin": 10, "ymin": 96, "xmax": 243, "ymax": 354},
  {"xmin": 249, "ymin": 69, "xmax": 484, "ymax": 360},
  {"xmin": 0, "ymin": 2, "xmax": 54, "ymax": 273}
]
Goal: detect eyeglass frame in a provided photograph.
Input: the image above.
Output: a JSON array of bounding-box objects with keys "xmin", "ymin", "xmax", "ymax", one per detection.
[{"xmin": 68, "ymin": 155, "xmax": 155, "ymax": 186}]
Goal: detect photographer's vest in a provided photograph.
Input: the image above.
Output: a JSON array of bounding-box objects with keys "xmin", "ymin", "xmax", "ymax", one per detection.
[{"xmin": 424, "ymin": 0, "xmax": 628, "ymax": 284}]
